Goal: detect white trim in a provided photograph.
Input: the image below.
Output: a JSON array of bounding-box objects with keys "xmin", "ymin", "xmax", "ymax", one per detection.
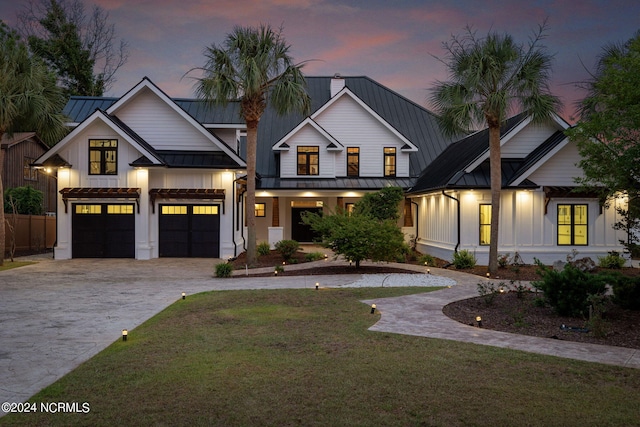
[
  {"xmin": 510, "ymin": 136, "xmax": 571, "ymax": 185},
  {"xmin": 105, "ymin": 77, "xmax": 246, "ymax": 167},
  {"xmin": 273, "ymin": 118, "xmax": 343, "ymax": 151},
  {"xmin": 310, "ymin": 87, "xmax": 418, "ymax": 152}
]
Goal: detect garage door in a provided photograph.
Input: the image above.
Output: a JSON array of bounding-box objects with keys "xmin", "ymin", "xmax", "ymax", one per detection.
[
  {"xmin": 72, "ymin": 204, "xmax": 135, "ymax": 258},
  {"xmin": 159, "ymin": 205, "xmax": 220, "ymax": 257}
]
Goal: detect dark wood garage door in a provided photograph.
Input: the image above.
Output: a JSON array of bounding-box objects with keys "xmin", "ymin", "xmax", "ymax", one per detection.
[
  {"xmin": 72, "ymin": 203, "xmax": 135, "ymax": 258},
  {"xmin": 159, "ymin": 205, "xmax": 220, "ymax": 257}
]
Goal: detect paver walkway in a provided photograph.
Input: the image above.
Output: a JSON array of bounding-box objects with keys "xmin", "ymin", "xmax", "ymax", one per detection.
[{"xmin": 1, "ymin": 255, "xmax": 638, "ymax": 416}]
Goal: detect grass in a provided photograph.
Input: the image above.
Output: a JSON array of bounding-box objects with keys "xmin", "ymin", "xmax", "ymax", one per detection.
[
  {"xmin": 2, "ymin": 287, "xmax": 640, "ymax": 426},
  {"xmin": 0, "ymin": 261, "xmax": 34, "ymax": 272}
]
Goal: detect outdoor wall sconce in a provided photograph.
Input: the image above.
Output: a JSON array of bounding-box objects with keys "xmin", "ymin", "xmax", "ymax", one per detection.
[
  {"xmin": 122, "ymin": 329, "xmax": 128, "ymax": 341},
  {"xmin": 315, "ymin": 282, "xmax": 319, "ymax": 290},
  {"xmin": 182, "ymin": 292, "xmax": 186, "ymax": 300},
  {"xmin": 476, "ymin": 316, "xmax": 482, "ymax": 327},
  {"xmin": 371, "ymin": 304, "xmax": 377, "ymax": 314}
]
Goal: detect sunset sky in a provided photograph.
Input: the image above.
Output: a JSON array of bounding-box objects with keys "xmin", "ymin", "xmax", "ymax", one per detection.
[{"xmin": 1, "ymin": 0, "xmax": 639, "ymax": 121}]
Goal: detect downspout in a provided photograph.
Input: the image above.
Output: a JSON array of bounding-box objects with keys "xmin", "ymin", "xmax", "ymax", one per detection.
[
  {"xmin": 442, "ymin": 190, "xmax": 460, "ymax": 253},
  {"xmin": 410, "ymin": 199, "xmax": 419, "ymax": 248}
]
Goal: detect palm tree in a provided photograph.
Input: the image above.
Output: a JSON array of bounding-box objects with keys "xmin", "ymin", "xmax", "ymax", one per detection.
[
  {"xmin": 430, "ymin": 23, "xmax": 561, "ymax": 273},
  {"xmin": 192, "ymin": 24, "xmax": 310, "ymax": 265},
  {"xmin": 0, "ymin": 21, "xmax": 67, "ymax": 265}
]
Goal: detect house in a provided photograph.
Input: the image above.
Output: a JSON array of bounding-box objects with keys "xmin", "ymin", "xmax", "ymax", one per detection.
[
  {"xmin": 35, "ymin": 74, "xmax": 626, "ymax": 263},
  {"xmin": 1, "ymin": 132, "xmax": 57, "ymax": 213},
  {"xmin": 34, "ymin": 78, "xmax": 246, "ymax": 259},
  {"xmin": 406, "ymin": 113, "xmax": 627, "ymax": 265}
]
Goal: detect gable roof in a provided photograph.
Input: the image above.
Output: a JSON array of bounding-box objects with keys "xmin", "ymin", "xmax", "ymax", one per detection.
[
  {"xmin": 0, "ymin": 132, "xmax": 49, "ymax": 150},
  {"xmin": 408, "ymin": 112, "xmax": 558, "ymax": 193}
]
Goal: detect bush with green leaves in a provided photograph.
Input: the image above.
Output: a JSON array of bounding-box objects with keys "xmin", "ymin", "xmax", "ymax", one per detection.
[
  {"xmin": 274, "ymin": 240, "xmax": 300, "ymax": 260},
  {"xmin": 419, "ymin": 253, "xmax": 436, "ymax": 267},
  {"xmin": 304, "ymin": 251, "xmax": 325, "ymax": 262},
  {"xmin": 257, "ymin": 242, "xmax": 271, "ymax": 256},
  {"xmin": 452, "ymin": 250, "xmax": 476, "ymax": 269},
  {"xmin": 215, "ymin": 262, "xmax": 233, "ymax": 278},
  {"xmin": 597, "ymin": 251, "xmax": 626, "ymax": 269},
  {"xmin": 4, "ymin": 186, "xmax": 44, "ymax": 215},
  {"xmin": 532, "ymin": 262, "xmax": 608, "ymax": 317},
  {"xmin": 609, "ymin": 275, "xmax": 640, "ymax": 310}
]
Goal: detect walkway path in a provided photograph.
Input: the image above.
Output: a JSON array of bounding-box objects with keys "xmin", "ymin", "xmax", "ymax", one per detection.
[{"xmin": 1, "ymin": 255, "xmax": 638, "ymax": 415}]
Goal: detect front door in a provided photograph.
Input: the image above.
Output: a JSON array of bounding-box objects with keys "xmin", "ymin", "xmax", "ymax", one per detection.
[{"xmin": 291, "ymin": 207, "xmax": 322, "ymax": 242}]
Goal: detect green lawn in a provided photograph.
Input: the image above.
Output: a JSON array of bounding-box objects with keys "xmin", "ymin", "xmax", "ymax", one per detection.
[
  {"xmin": 3, "ymin": 287, "xmax": 640, "ymax": 426},
  {"xmin": 0, "ymin": 261, "xmax": 34, "ymax": 272}
]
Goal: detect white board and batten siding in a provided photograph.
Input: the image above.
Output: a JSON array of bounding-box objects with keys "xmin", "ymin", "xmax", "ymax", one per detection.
[
  {"xmin": 527, "ymin": 142, "xmax": 584, "ymax": 186},
  {"xmin": 278, "ymin": 95, "xmax": 410, "ymax": 178},
  {"xmin": 113, "ymin": 88, "xmax": 220, "ymax": 152}
]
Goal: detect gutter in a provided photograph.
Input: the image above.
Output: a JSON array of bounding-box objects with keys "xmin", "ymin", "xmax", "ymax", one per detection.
[
  {"xmin": 442, "ymin": 190, "xmax": 460, "ymax": 253},
  {"xmin": 232, "ymin": 175, "xmax": 247, "ymax": 257}
]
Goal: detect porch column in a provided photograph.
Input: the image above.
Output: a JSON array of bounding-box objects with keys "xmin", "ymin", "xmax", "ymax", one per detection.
[
  {"xmin": 268, "ymin": 197, "xmax": 283, "ymax": 248},
  {"xmin": 404, "ymin": 198, "xmax": 413, "ymax": 227},
  {"xmin": 272, "ymin": 197, "xmax": 279, "ymax": 227},
  {"xmin": 337, "ymin": 196, "xmax": 343, "ymax": 211}
]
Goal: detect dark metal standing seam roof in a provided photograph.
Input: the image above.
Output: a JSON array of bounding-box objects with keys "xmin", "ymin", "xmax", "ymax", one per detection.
[
  {"xmin": 62, "ymin": 76, "xmax": 455, "ymax": 186},
  {"xmin": 408, "ymin": 112, "xmax": 531, "ymax": 193}
]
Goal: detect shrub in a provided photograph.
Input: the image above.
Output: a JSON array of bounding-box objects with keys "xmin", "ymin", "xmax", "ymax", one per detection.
[
  {"xmin": 257, "ymin": 242, "xmax": 271, "ymax": 256},
  {"xmin": 477, "ymin": 281, "xmax": 499, "ymax": 305},
  {"xmin": 215, "ymin": 262, "xmax": 233, "ymax": 278},
  {"xmin": 304, "ymin": 251, "xmax": 325, "ymax": 262},
  {"xmin": 419, "ymin": 253, "xmax": 436, "ymax": 267},
  {"xmin": 610, "ymin": 275, "xmax": 640, "ymax": 310},
  {"xmin": 597, "ymin": 251, "xmax": 626, "ymax": 269},
  {"xmin": 274, "ymin": 240, "xmax": 300, "ymax": 260},
  {"xmin": 497, "ymin": 253, "xmax": 511, "ymax": 268},
  {"xmin": 452, "ymin": 250, "xmax": 476, "ymax": 269},
  {"xmin": 532, "ymin": 263, "xmax": 607, "ymax": 317}
]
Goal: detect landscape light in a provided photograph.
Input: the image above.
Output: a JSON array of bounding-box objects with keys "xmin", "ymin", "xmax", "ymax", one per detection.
[
  {"xmin": 274, "ymin": 269, "xmax": 278, "ymax": 276},
  {"xmin": 315, "ymin": 282, "xmax": 319, "ymax": 290},
  {"xmin": 182, "ymin": 292, "xmax": 186, "ymax": 300},
  {"xmin": 476, "ymin": 316, "xmax": 482, "ymax": 327},
  {"xmin": 427, "ymin": 268, "xmax": 431, "ymax": 275},
  {"xmin": 122, "ymin": 329, "xmax": 128, "ymax": 341},
  {"xmin": 486, "ymin": 272, "xmax": 490, "ymax": 278},
  {"xmin": 371, "ymin": 304, "xmax": 377, "ymax": 314}
]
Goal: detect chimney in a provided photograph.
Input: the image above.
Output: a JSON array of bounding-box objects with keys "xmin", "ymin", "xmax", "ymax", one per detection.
[{"xmin": 330, "ymin": 73, "xmax": 345, "ymax": 97}]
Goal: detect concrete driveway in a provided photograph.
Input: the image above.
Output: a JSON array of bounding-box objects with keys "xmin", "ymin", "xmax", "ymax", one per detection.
[{"xmin": 0, "ymin": 256, "xmax": 363, "ymax": 407}]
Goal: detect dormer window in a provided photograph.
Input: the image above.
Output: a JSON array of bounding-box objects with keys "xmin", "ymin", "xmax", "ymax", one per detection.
[
  {"xmin": 297, "ymin": 146, "xmax": 319, "ymax": 175},
  {"xmin": 347, "ymin": 147, "xmax": 359, "ymax": 177},
  {"xmin": 89, "ymin": 139, "xmax": 117, "ymax": 175},
  {"xmin": 384, "ymin": 147, "xmax": 396, "ymax": 177}
]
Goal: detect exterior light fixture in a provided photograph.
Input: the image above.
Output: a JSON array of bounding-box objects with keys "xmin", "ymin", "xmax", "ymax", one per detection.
[
  {"xmin": 427, "ymin": 268, "xmax": 431, "ymax": 275},
  {"xmin": 486, "ymin": 272, "xmax": 490, "ymax": 278},
  {"xmin": 282, "ymin": 261, "xmax": 286, "ymax": 265},
  {"xmin": 274, "ymin": 269, "xmax": 278, "ymax": 276},
  {"xmin": 122, "ymin": 329, "xmax": 128, "ymax": 341},
  {"xmin": 324, "ymin": 254, "xmax": 328, "ymax": 260},
  {"xmin": 499, "ymin": 287, "xmax": 505, "ymax": 294},
  {"xmin": 476, "ymin": 316, "xmax": 482, "ymax": 327},
  {"xmin": 315, "ymin": 282, "xmax": 319, "ymax": 290},
  {"xmin": 182, "ymin": 292, "xmax": 186, "ymax": 300},
  {"xmin": 370, "ymin": 304, "xmax": 377, "ymax": 314}
]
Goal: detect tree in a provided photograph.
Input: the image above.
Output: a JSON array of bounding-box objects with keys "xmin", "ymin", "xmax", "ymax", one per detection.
[
  {"xmin": 430, "ymin": 23, "xmax": 561, "ymax": 273},
  {"xmin": 17, "ymin": 0, "xmax": 129, "ymax": 96},
  {"xmin": 566, "ymin": 31, "xmax": 640, "ymax": 256},
  {"xmin": 354, "ymin": 186, "xmax": 404, "ymax": 221},
  {"xmin": 0, "ymin": 21, "xmax": 67, "ymax": 265},
  {"xmin": 302, "ymin": 187, "xmax": 406, "ymax": 268},
  {"xmin": 4, "ymin": 186, "xmax": 44, "ymax": 215},
  {"xmin": 191, "ymin": 24, "xmax": 310, "ymax": 266}
]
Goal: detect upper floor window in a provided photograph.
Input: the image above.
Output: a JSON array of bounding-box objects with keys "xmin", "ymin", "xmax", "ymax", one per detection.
[
  {"xmin": 89, "ymin": 139, "xmax": 117, "ymax": 175},
  {"xmin": 479, "ymin": 204, "xmax": 491, "ymax": 245},
  {"xmin": 23, "ymin": 157, "xmax": 38, "ymax": 181},
  {"xmin": 347, "ymin": 147, "xmax": 359, "ymax": 177},
  {"xmin": 384, "ymin": 147, "xmax": 396, "ymax": 177},
  {"xmin": 558, "ymin": 204, "xmax": 588, "ymax": 245},
  {"xmin": 297, "ymin": 146, "xmax": 319, "ymax": 175}
]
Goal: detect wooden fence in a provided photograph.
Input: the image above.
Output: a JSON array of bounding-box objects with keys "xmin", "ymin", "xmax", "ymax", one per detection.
[{"xmin": 3, "ymin": 214, "xmax": 56, "ymax": 257}]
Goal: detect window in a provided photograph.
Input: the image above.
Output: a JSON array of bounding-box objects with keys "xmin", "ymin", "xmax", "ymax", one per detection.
[
  {"xmin": 107, "ymin": 205, "xmax": 134, "ymax": 214},
  {"xmin": 23, "ymin": 157, "xmax": 38, "ymax": 181},
  {"xmin": 255, "ymin": 203, "xmax": 266, "ymax": 217},
  {"xmin": 558, "ymin": 204, "xmax": 588, "ymax": 245},
  {"xmin": 161, "ymin": 205, "xmax": 187, "ymax": 215},
  {"xmin": 89, "ymin": 139, "xmax": 117, "ymax": 175},
  {"xmin": 297, "ymin": 146, "xmax": 319, "ymax": 175},
  {"xmin": 193, "ymin": 206, "xmax": 218, "ymax": 215},
  {"xmin": 479, "ymin": 204, "xmax": 491, "ymax": 245},
  {"xmin": 384, "ymin": 147, "xmax": 396, "ymax": 177},
  {"xmin": 75, "ymin": 204, "xmax": 102, "ymax": 214},
  {"xmin": 345, "ymin": 203, "xmax": 355, "ymax": 216},
  {"xmin": 347, "ymin": 147, "xmax": 359, "ymax": 177}
]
